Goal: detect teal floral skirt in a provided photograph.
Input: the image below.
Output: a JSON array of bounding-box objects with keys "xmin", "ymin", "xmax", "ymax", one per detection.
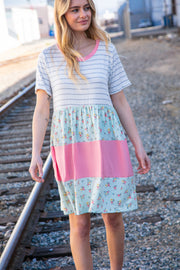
[{"xmin": 51, "ymin": 104, "xmax": 138, "ymax": 215}]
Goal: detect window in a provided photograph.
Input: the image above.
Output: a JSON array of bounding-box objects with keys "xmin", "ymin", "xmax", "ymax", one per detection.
[{"xmin": 38, "ymin": 18, "xmax": 43, "ymax": 24}]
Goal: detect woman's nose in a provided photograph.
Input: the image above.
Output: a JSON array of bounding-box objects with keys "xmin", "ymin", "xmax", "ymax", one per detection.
[{"xmin": 79, "ymin": 8, "xmax": 86, "ymax": 18}]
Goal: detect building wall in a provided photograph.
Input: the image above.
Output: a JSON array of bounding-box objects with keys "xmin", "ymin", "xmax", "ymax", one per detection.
[
  {"xmin": 129, "ymin": 0, "xmax": 151, "ymax": 29},
  {"xmin": 128, "ymin": 0, "xmax": 177, "ymax": 28},
  {"xmin": 33, "ymin": 6, "xmax": 55, "ymax": 38},
  {"xmin": 119, "ymin": 0, "xmax": 180, "ymax": 30},
  {"xmin": 6, "ymin": 7, "xmax": 41, "ymax": 42},
  {"xmin": 151, "ymin": 0, "xmax": 173, "ymax": 26},
  {"xmin": 34, "ymin": 6, "xmax": 50, "ymax": 38},
  {"xmin": 4, "ymin": 2, "xmax": 55, "ymax": 39},
  {"xmin": 129, "ymin": 0, "xmax": 146, "ymax": 13},
  {"xmin": 10, "ymin": 8, "xmax": 40, "ymax": 43},
  {"xmin": 151, "ymin": 0, "xmax": 163, "ymax": 25},
  {"xmin": 0, "ymin": 0, "xmax": 8, "ymax": 40},
  {"xmin": 0, "ymin": 0, "xmax": 20, "ymax": 53}
]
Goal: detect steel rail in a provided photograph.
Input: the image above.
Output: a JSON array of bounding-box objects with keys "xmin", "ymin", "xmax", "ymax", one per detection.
[
  {"xmin": 0, "ymin": 153, "xmax": 52, "ymax": 270},
  {"xmin": 0, "ymin": 81, "xmax": 35, "ymax": 117}
]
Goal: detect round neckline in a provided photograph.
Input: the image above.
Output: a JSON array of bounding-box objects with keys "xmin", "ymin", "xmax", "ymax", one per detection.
[{"xmin": 78, "ymin": 40, "xmax": 100, "ymax": 62}]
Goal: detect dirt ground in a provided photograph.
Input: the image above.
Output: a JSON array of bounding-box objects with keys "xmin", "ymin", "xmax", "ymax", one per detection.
[
  {"xmin": 0, "ymin": 38, "xmax": 55, "ymax": 105},
  {"xmin": 113, "ymin": 36, "xmax": 180, "ymax": 120}
]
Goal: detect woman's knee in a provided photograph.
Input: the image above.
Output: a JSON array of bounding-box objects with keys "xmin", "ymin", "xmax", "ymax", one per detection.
[
  {"xmin": 102, "ymin": 213, "xmax": 124, "ymax": 229},
  {"xmin": 69, "ymin": 213, "xmax": 91, "ymax": 238}
]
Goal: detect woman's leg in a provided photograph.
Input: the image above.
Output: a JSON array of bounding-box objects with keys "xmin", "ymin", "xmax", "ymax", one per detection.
[
  {"xmin": 69, "ymin": 213, "xmax": 93, "ymax": 270},
  {"xmin": 102, "ymin": 213, "xmax": 124, "ymax": 270}
]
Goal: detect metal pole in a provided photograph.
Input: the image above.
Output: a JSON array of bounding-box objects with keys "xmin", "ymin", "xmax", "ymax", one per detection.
[
  {"xmin": 176, "ymin": 0, "xmax": 180, "ymax": 27},
  {"xmin": 0, "ymin": 153, "xmax": 52, "ymax": 270},
  {"xmin": 124, "ymin": 0, "xmax": 131, "ymax": 39}
]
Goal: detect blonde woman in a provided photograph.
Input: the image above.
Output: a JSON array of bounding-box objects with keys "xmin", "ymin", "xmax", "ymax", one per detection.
[{"xmin": 29, "ymin": 0, "xmax": 151, "ymax": 269}]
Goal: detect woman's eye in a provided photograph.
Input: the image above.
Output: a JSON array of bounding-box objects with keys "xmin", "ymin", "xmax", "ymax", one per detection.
[
  {"xmin": 84, "ymin": 6, "xmax": 90, "ymax": 11},
  {"xmin": 71, "ymin": 9, "xmax": 79, "ymax": 13}
]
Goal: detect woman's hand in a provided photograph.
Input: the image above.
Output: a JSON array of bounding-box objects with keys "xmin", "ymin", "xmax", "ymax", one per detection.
[
  {"xmin": 29, "ymin": 156, "xmax": 44, "ymax": 183},
  {"xmin": 135, "ymin": 146, "xmax": 151, "ymax": 175}
]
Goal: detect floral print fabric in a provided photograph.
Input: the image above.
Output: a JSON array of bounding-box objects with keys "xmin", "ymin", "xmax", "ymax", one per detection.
[
  {"xmin": 57, "ymin": 177, "xmax": 137, "ymax": 215},
  {"xmin": 51, "ymin": 105, "xmax": 138, "ymax": 215},
  {"xmin": 50, "ymin": 105, "xmax": 126, "ymax": 147}
]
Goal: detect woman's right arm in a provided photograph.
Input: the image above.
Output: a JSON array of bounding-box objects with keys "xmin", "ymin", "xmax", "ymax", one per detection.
[{"xmin": 29, "ymin": 90, "xmax": 51, "ymax": 182}]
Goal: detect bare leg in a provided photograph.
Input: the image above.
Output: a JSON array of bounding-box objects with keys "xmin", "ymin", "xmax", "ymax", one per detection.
[
  {"xmin": 69, "ymin": 213, "xmax": 93, "ymax": 270},
  {"xmin": 102, "ymin": 213, "xmax": 124, "ymax": 270}
]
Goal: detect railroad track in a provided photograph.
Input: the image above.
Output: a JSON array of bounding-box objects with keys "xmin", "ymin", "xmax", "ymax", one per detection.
[{"xmin": 0, "ymin": 83, "xmax": 164, "ymax": 270}]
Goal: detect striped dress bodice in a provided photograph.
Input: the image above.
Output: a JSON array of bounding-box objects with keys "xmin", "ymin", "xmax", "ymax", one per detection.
[{"xmin": 35, "ymin": 40, "xmax": 131, "ymax": 110}]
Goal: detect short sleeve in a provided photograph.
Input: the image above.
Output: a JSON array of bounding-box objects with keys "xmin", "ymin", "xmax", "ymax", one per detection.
[
  {"xmin": 35, "ymin": 52, "xmax": 52, "ymax": 96},
  {"xmin": 109, "ymin": 45, "xmax": 131, "ymax": 95}
]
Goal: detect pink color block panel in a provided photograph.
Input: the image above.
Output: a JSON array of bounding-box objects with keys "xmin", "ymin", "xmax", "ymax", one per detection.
[{"xmin": 51, "ymin": 140, "xmax": 133, "ymax": 182}]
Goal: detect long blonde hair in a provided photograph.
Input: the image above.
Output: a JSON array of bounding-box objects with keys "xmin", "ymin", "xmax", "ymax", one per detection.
[{"xmin": 54, "ymin": 0, "xmax": 110, "ymax": 80}]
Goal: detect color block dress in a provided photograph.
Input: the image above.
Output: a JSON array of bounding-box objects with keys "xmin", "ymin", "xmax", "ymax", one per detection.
[{"xmin": 35, "ymin": 40, "xmax": 138, "ymax": 215}]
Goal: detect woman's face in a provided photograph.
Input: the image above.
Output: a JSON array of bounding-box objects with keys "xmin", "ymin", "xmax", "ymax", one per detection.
[{"xmin": 65, "ymin": 0, "xmax": 92, "ymax": 33}]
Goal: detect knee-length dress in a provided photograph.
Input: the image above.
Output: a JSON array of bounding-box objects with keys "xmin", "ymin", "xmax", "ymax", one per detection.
[{"xmin": 35, "ymin": 40, "xmax": 138, "ymax": 215}]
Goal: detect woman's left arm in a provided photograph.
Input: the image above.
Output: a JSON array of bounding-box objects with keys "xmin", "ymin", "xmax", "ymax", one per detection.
[{"xmin": 111, "ymin": 90, "xmax": 151, "ymax": 175}]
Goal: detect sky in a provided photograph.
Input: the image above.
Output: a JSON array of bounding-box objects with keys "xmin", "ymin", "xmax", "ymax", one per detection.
[
  {"xmin": 5, "ymin": 0, "xmax": 125, "ymax": 16},
  {"xmin": 5, "ymin": 0, "xmax": 47, "ymax": 7},
  {"xmin": 94, "ymin": 0, "xmax": 124, "ymax": 15}
]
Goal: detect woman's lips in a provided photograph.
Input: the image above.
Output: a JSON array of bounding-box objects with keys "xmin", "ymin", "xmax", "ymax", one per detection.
[{"xmin": 79, "ymin": 20, "xmax": 88, "ymax": 24}]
